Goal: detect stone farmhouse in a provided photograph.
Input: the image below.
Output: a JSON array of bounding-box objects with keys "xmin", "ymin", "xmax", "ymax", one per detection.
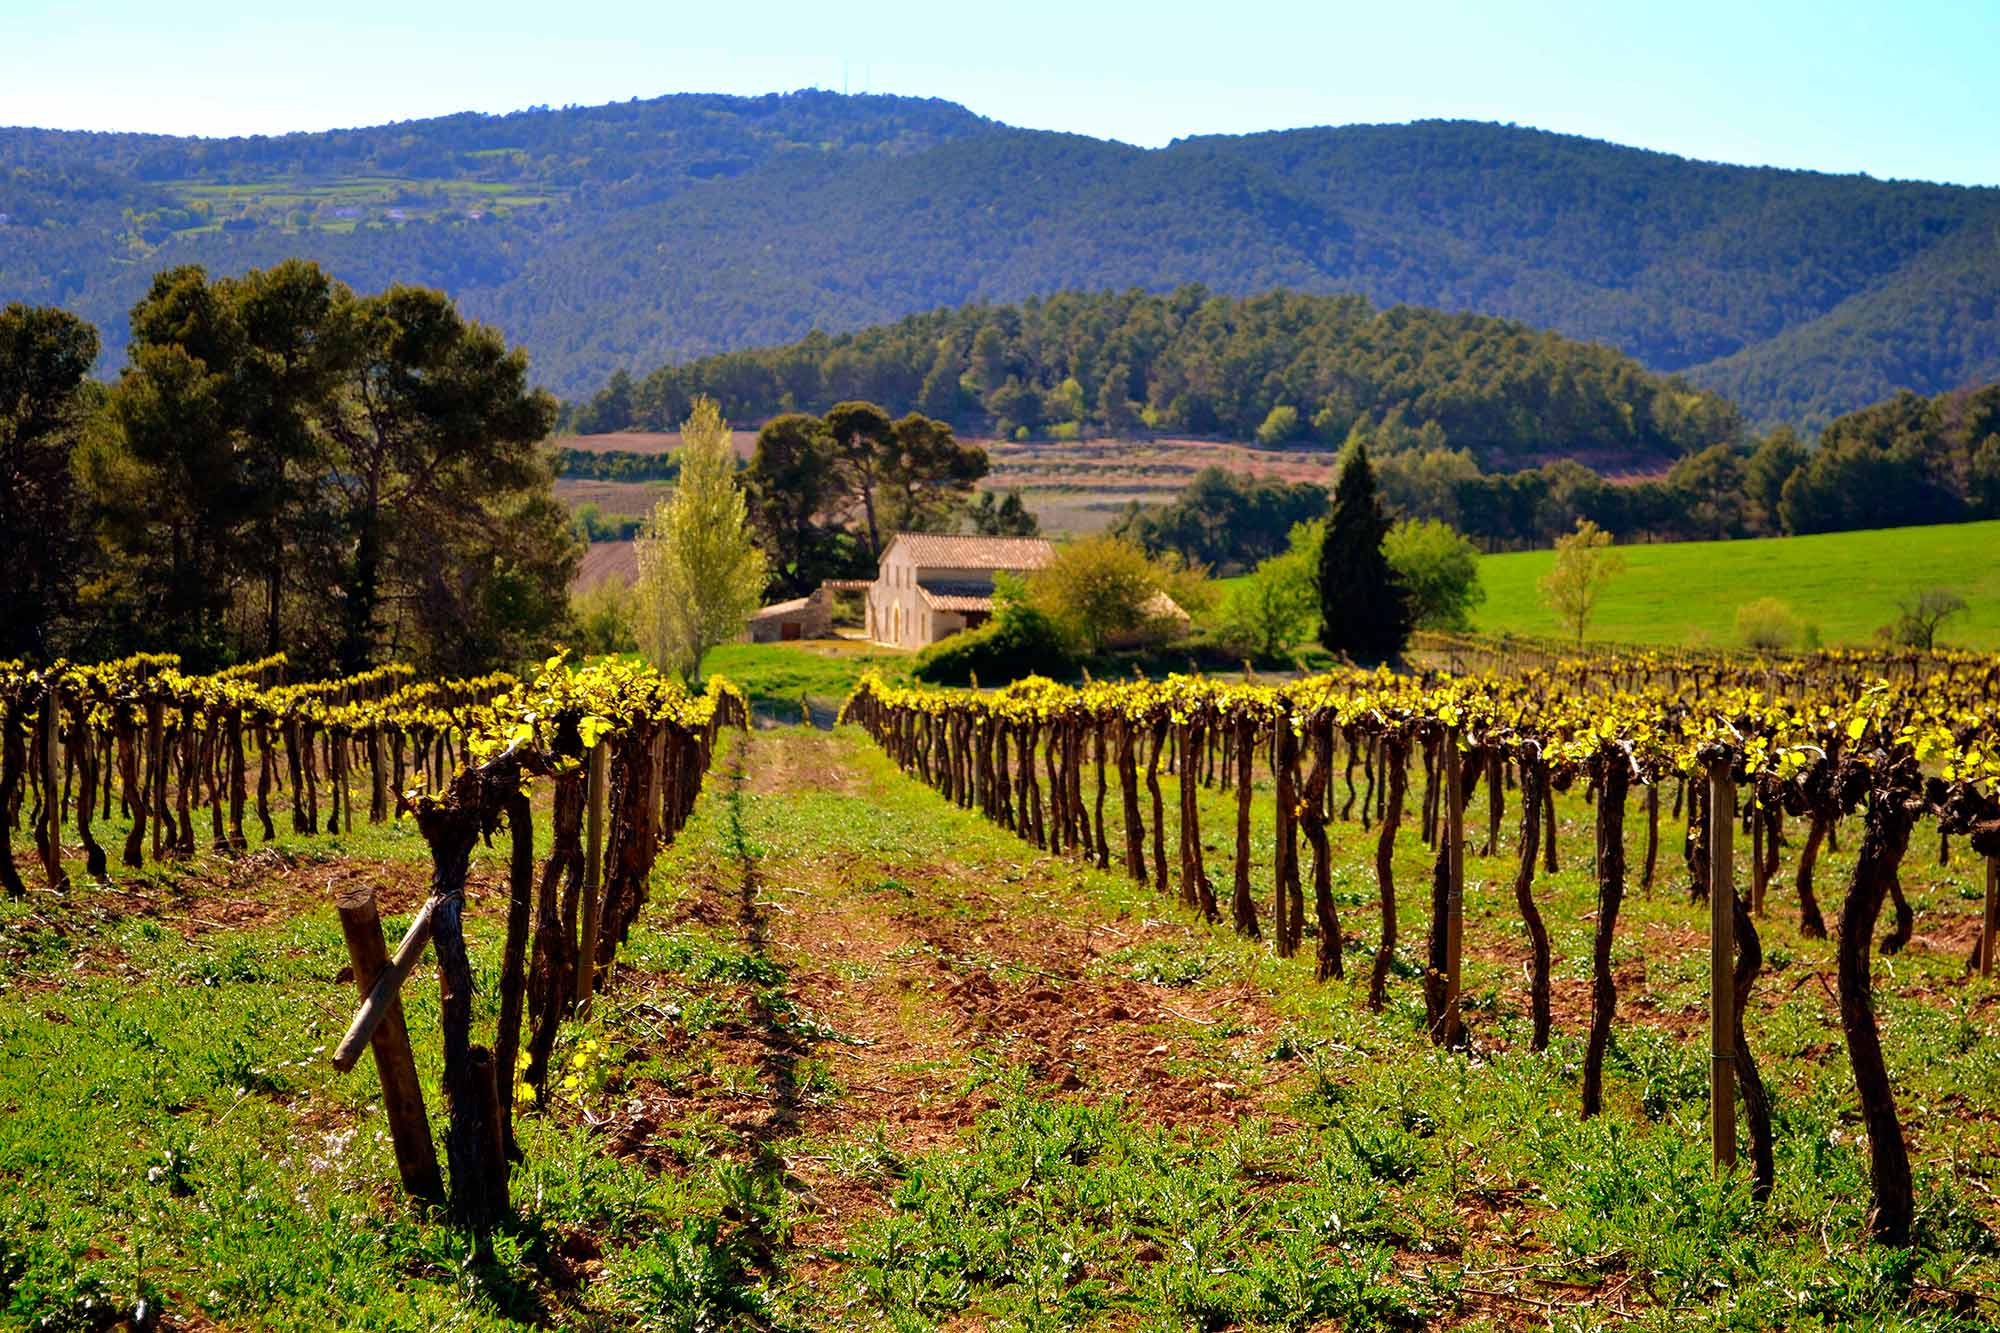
[
  {"xmin": 744, "ymin": 532, "xmax": 1187, "ymax": 651},
  {"xmin": 864, "ymin": 533, "xmax": 1056, "ymax": 650},
  {"xmin": 743, "ymin": 534, "xmax": 1054, "ymax": 648}
]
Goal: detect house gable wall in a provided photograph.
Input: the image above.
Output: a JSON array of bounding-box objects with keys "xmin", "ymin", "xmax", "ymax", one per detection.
[{"xmin": 864, "ymin": 536, "xmax": 1052, "ymax": 650}]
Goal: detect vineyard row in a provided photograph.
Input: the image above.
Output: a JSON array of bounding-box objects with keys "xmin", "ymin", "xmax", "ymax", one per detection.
[
  {"xmin": 2, "ymin": 653, "xmax": 748, "ymax": 1231},
  {"xmin": 841, "ymin": 657, "xmax": 2000, "ymax": 1250}
]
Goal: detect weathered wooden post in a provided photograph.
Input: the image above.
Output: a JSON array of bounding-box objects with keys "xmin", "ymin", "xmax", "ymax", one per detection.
[
  {"xmin": 370, "ymin": 728, "xmax": 390, "ymax": 824},
  {"xmin": 334, "ymin": 885, "xmax": 445, "ymax": 1202},
  {"xmin": 332, "ymin": 897, "xmax": 438, "ymax": 1072},
  {"xmin": 1442, "ymin": 730, "xmax": 1466, "ymax": 1046},
  {"xmin": 1709, "ymin": 757, "xmax": 1737, "ymax": 1172},
  {"xmin": 37, "ymin": 688, "xmax": 66, "ymax": 891},
  {"xmin": 1981, "ymin": 856, "xmax": 1999, "ymax": 980},
  {"xmin": 574, "ymin": 742, "xmax": 609, "ymax": 1007}
]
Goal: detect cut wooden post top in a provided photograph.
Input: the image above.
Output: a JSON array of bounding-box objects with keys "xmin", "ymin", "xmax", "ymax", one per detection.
[{"xmin": 336, "ymin": 883, "xmax": 379, "ymax": 913}]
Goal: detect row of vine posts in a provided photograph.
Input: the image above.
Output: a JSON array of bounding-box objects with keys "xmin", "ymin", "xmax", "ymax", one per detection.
[{"xmin": 844, "ymin": 672, "xmax": 2000, "ymax": 1247}]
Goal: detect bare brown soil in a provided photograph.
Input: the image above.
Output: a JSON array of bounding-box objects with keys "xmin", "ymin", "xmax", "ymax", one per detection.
[
  {"xmin": 552, "ymin": 477, "xmax": 668, "ymax": 511},
  {"xmin": 594, "ymin": 731, "xmax": 1289, "ymax": 1260},
  {"xmin": 574, "ymin": 538, "xmax": 637, "ymax": 590}
]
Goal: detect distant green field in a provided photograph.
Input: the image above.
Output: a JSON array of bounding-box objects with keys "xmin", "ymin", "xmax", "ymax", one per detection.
[
  {"xmin": 700, "ymin": 639, "xmax": 912, "ymax": 713},
  {"xmin": 1472, "ymin": 520, "xmax": 2000, "ymax": 650},
  {"xmin": 151, "ymin": 175, "xmax": 561, "ymax": 236}
]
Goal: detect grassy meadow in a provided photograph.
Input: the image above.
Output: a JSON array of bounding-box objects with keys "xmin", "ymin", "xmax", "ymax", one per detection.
[
  {"xmin": 692, "ymin": 640, "xmax": 912, "ymax": 723},
  {"xmin": 1470, "ymin": 520, "xmax": 2000, "ymax": 651}
]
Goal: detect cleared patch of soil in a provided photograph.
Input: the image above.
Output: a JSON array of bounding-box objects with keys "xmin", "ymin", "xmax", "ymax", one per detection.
[
  {"xmin": 1, "ymin": 845, "xmax": 441, "ymax": 990},
  {"xmin": 598, "ymin": 731, "xmax": 1291, "ymax": 1262}
]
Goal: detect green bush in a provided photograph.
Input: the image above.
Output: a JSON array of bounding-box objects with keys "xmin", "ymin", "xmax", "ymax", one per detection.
[
  {"xmin": 913, "ymin": 602, "xmax": 1074, "ymax": 686},
  {"xmin": 1383, "ymin": 517, "xmax": 1485, "ymax": 631},
  {"xmin": 1255, "ymin": 403, "xmax": 1301, "ymax": 446},
  {"xmin": 1734, "ymin": 596, "xmax": 1803, "ymax": 651},
  {"xmin": 570, "ymin": 577, "xmax": 637, "ymax": 655}
]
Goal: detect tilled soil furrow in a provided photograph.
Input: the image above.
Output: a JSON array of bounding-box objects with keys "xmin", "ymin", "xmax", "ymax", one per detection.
[{"xmin": 702, "ymin": 729, "xmax": 1287, "ymax": 1257}]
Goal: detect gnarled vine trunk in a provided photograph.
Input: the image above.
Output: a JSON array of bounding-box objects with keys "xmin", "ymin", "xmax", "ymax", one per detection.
[
  {"xmin": 1581, "ymin": 762, "xmax": 1629, "ymax": 1119},
  {"xmin": 1837, "ymin": 777, "xmax": 1920, "ymax": 1246},
  {"xmin": 1367, "ymin": 737, "xmax": 1409, "ymax": 1011},
  {"xmin": 1514, "ymin": 759, "xmax": 1552, "ymax": 1050},
  {"xmin": 1301, "ymin": 720, "xmax": 1341, "ymax": 981}
]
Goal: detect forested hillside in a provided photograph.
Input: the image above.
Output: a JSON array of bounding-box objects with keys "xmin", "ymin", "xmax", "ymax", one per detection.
[
  {"xmin": 6, "ymin": 90, "xmax": 2000, "ymax": 422},
  {"xmin": 574, "ymin": 287, "xmax": 1741, "ymax": 464}
]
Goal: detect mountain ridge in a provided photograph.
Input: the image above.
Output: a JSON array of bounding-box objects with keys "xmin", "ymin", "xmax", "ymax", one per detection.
[{"xmin": 4, "ymin": 89, "xmax": 1997, "ymax": 424}]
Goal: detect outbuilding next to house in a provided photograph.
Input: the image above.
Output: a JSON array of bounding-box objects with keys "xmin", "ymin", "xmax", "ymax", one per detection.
[{"xmin": 744, "ymin": 587, "xmax": 833, "ymax": 642}]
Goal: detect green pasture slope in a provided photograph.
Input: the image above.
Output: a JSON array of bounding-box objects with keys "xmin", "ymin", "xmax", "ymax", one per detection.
[{"xmin": 1474, "ymin": 520, "xmax": 2000, "ymax": 650}]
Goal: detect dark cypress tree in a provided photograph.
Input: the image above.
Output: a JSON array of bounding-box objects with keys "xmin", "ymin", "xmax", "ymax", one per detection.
[{"xmin": 1317, "ymin": 444, "xmax": 1411, "ymax": 662}]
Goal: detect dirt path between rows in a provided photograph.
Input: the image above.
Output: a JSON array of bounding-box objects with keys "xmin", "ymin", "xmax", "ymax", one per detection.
[{"xmin": 651, "ymin": 728, "xmax": 1289, "ymax": 1261}]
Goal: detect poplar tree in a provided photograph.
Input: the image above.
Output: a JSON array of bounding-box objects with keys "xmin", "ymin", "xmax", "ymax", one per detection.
[
  {"xmin": 1316, "ymin": 444, "xmax": 1411, "ymax": 662},
  {"xmin": 636, "ymin": 397, "xmax": 769, "ymax": 684},
  {"xmin": 1538, "ymin": 518, "xmax": 1625, "ymax": 646}
]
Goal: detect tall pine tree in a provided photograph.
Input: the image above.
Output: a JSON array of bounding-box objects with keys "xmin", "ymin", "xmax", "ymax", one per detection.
[{"xmin": 1317, "ymin": 444, "xmax": 1411, "ymax": 662}]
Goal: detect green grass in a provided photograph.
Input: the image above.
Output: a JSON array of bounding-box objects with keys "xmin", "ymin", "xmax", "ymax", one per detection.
[
  {"xmin": 1473, "ymin": 520, "xmax": 2000, "ymax": 650},
  {"xmin": 820, "ymin": 731, "xmax": 2000, "ymax": 1332},
  {"xmin": 699, "ymin": 639, "xmax": 912, "ymax": 718}
]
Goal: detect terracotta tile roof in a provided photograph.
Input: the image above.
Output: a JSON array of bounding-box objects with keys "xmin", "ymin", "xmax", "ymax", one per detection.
[
  {"xmin": 748, "ymin": 596, "xmax": 813, "ymax": 619},
  {"xmin": 883, "ymin": 533, "xmax": 1055, "ymax": 571},
  {"xmin": 919, "ymin": 587, "xmax": 998, "ymax": 614}
]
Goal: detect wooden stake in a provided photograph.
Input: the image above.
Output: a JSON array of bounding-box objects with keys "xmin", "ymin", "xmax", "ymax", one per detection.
[
  {"xmin": 1981, "ymin": 856, "xmax": 1998, "ymax": 980},
  {"xmin": 334, "ymin": 885, "xmax": 444, "ymax": 1202},
  {"xmin": 371, "ymin": 728, "xmax": 389, "ymax": 824},
  {"xmin": 38, "ymin": 691, "xmax": 65, "ymax": 891},
  {"xmin": 574, "ymin": 742, "xmax": 609, "ymax": 1007},
  {"xmin": 1442, "ymin": 730, "xmax": 1465, "ymax": 1045},
  {"xmin": 1709, "ymin": 758, "xmax": 1737, "ymax": 1172},
  {"xmin": 332, "ymin": 896, "xmax": 438, "ymax": 1072}
]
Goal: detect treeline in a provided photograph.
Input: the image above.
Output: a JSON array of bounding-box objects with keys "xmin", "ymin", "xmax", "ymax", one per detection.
[
  {"xmin": 12, "ymin": 100, "xmax": 2000, "ymax": 417},
  {"xmin": 569, "ymin": 504, "xmax": 647, "ymax": 543},
  {"xmin": 554, "ymin": 449, "xmax": 680, "ymax": 482},
  {"xmin": 1, "ymin": 91, "xmax": 982, "ymax": 191},
  {"xmin": 1678, "ymin": 224, "xmax": 2000, "ymax": 428},
  {"xmin": 568, "ymin": 287, "xmax": 1742, "ymax": 463},
  {"xmin": 1, "ymin": 262, "xmax": 574, "ymax": 675},
  {"xmin": 0, "ymin": 92, "xmax": 990, "ymax": 394},
  {"xmin": 1116, "ymin": 381, "xmax": 2000, "ymax": 566}
]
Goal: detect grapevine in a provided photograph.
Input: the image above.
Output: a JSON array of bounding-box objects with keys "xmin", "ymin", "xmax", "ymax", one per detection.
[
  {"xmin": 843, "ymin": 650, "xmax": 2000, "ymax": 1245},
  {"xmin": 2, "ymin": 651, "xmax": 747, "ymax": 1228}
]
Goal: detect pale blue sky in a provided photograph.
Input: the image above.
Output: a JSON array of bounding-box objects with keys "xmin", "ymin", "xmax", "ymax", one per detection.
[{"xmin": 5, "ymin": 0, "xmax": 1996, "ymax": 186}]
